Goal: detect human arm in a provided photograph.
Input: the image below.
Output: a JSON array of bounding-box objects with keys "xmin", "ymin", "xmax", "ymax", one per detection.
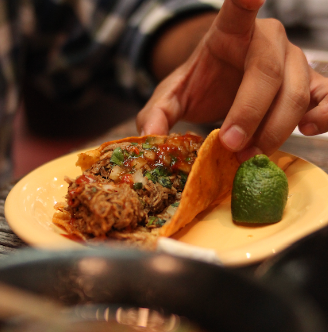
[{"xmin": 137, "ymin": 0, "xmax": 328, "ymax": 162}]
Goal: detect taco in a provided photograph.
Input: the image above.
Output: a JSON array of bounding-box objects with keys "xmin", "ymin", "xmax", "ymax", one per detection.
[{"xmin": 53, "ymin": 129, "xmax": 239, "ymax": 248}]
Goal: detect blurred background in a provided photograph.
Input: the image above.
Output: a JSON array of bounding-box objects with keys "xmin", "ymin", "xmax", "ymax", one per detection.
[{"xmin": 260, "ymin": 0, "xmax": 328, "ymax": 50}]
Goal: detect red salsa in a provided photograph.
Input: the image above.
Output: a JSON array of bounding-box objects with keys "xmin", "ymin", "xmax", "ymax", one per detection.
[{"xmin": 107, "ymin": 133, "xmax": 203, "ymax": 187}]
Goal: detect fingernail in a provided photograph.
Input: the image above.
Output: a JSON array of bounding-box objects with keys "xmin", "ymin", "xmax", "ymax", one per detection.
[
  {"xmin": 140, "ymin": 129, "xmax": 145, "ymax": 136},
  {"xmin": 221, "ymin": 125, "xmax": 246, "ymax": 151},
  {"xmin": 299, "ymin": 123, "xmax": 319, "ymax": 136},
  {"xmin": 236, "ymin": 146, "xmax": 263, "ymax": 163}
]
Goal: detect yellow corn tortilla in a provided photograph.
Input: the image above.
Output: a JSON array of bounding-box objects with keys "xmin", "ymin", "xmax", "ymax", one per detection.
[{"xmin": 160, "ymin": 129, "xmax": 240, "ymax": 237}]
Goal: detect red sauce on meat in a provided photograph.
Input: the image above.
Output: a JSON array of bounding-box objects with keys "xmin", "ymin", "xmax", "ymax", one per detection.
[
  {"xmin": 75, "ymin": 174, "xmax": 96, "ymax": 184},
  {"xmin": 112, "ymin": 133, "xmax": 202, "ymax": 186}
]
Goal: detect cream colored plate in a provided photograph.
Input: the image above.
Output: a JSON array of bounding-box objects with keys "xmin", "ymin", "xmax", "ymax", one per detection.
[{"xmin": 5, "ymin": 149, "xmax": 328, "ymax": 266}]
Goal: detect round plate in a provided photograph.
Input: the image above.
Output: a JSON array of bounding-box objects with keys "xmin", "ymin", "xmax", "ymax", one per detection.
[{"xmin": 5, "ymin": 149, "xmax": 328, "ymax": 266}]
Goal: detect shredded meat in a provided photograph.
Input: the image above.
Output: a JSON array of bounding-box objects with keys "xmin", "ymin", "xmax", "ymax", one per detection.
[
  {"xmin": 66, "ymin": 183, "xmax": 146, "ymax": 237},
  {"xmin": 139, "ymin": 181, "xmax": 177, "ymax": 214}
]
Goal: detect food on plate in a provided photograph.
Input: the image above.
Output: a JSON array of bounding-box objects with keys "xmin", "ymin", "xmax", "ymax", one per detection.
[
  {"xmin": 53, "ymin": 129, "xmax": 239, "ymax": 247},
  {"xmin": 231, "ymin": 154, "xmax": 288, "ymax": 224}
]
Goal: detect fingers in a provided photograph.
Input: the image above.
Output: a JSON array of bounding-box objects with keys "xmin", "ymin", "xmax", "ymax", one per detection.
[
  {"xmin": 205, "ymin": 0, "xmax": 265, "ymax": 69},
  {"xmin": 138, "ymin": 0, "xmax": 267, "ymax": 136},
  {"xmin": 219, "ymin": 21, "xmax": 311, "ymax": 161},
  {"xmin": 238, "ymin": 44, "xmax": 311, "ymax": 161},
  {"xmin": 219, "ymin": 19, "xmax": 288, "ymax": 152},
  {"xmin": 298, "ymin": 70, "xmax": 328, "ymax": 135},
  {"xmin": 216, "ymin": 0, "xmax": 265, "ymax": 35},
  {"xmin": 136, "ymin": 69, "xmax": 185, "ymax": 135},
  {"xmin": 299, "ymin": 103, "xmax": 328, "ymax": 135},
  {"xmin": 136, "ymin": 105, "xmax": 170, "ymax": 136}
]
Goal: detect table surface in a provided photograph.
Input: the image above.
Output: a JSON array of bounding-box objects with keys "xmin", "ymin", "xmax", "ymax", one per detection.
[{"xmin": 1, "ymin": 50, "xmax": 328, "ymax": 273}]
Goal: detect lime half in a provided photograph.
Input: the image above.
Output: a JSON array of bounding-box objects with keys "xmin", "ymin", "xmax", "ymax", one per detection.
[{"xmin": 231, "ymin": 154, "xmax": 288, "ymax": 224}]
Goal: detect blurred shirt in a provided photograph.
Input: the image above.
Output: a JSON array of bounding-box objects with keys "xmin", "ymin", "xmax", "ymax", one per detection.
[{"xmin": 0, "ymin": 0, "xmax": 222, "ymax": 185}]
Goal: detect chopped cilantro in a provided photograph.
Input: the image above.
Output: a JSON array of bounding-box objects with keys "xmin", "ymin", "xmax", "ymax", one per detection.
[
  {"xmin": 144, "ymin": 166, "xmax": 172, "ymax": 188},
  {"xmin": 110, "ymin": 147, "xmax": 124, "ymax": 166},
  {"xmin": 145, "ymin": 171, "xmax": 156, "ymax": 183},
  {"xmin": 131, "ymin": 142, "xmax": 138, "ymax": 146},
  {"xmin": 91, "ymin": 187, "xmax": 97, "ymax": 193},
  {"xmin": 153, "ymin": 166, "xmax": 169, "ymax": 177},
  {"xmin": 146, "ymin": 216, "xmax": 156, "ymax": 227},
  {"xmin": 155, "ymin": 218, "xmax": 166, "ymax": 226},
  {"xmin": 146, "ymin": 216, "xmax": 166, "ymax": 227},
  {"xmin": 158, "ymin": 177, "xmax": 172, "ymax": 189},
  {"xmin": 179, "ymin": 172, "xmax": 188, "ymax": 189},
  {"xmin": 171, "ymin": 202, "xmax": 180, "ymax": 207},
  {"xmin": 142, "ymin": 143, "xmax": 152, "ymax": 149},
  {"xmin": 133, "ymin": 182, "xmax": 143, "ymax": 190}
]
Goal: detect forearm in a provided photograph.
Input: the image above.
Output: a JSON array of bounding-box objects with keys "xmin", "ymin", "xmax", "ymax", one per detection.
[{"xmin": 150, "ymin": 11, "xmax": 218, "ymax": 81}]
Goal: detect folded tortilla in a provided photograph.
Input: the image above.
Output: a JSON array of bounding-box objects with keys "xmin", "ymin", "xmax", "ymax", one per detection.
[{"xmin": 53, "ymin": 129, "xmax": 239, "ymax": 247}]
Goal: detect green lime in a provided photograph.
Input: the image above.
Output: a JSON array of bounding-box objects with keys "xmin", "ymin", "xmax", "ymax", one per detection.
[{"xmin": 231, "ymin": 154, "xmax": 288, "ymax": 224}]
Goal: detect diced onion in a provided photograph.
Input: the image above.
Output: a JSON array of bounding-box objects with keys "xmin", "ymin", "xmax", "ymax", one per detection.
[
  {"xmin": 109, "ymin": 165, "xmax": 123, "ymax": 181},
  {"xmin": 131, "ymin": 157, "xmax": 147, "ymax": 170},
  {"xmin": 166, "ymin": 205, "xmax": 178, "ymax": 216},
  {"xmin": 132, "ymin": 169, "xmax": 147, "ymax": 185},
  {"xmin": 162, "ymin": 154, "xmax": 171, "ymax": 166},
  {"xmin": 144, "ymin": 150, "xmax": 156, "ymax": 161}
]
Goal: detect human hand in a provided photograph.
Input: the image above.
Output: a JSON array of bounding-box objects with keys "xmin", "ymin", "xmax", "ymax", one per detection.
[
  {"xmin": 298, "ymin": 69, "xmax": 328, "ymax": 136},
  {"xmin": 137, "ymin": 0, "xmax": 322, "ymax": 162}
]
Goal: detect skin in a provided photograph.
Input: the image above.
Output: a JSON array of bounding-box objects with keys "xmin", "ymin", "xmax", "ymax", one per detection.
[{"xmin": 137, "ymin": 0, "xmax": 328, "ymax": 162}]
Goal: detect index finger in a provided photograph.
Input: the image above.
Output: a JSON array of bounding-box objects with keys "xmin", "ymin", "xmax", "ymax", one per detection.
[
  {"xmin": 218, "ymin": 19, "xmax": 288, "ymax": 153},
  {"xmin": 217, "ymin": 0, "xmax": 265, "ymax": 35},
  {"xmin": 206, "ymin": 0, "xmax": 265, "ymax": 69}
]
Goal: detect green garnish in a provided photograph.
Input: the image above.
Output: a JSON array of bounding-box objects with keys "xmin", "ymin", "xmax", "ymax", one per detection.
[
  {"xmin": 146, "ymin": 216, "xmax": 156, "ymax": 227},
  {"xmin": 133, "ymin": 182, "xmax": 143, "ymax": 190},
  {"xmin": 145, "ymin": 171, "xmax": 156, "ymax": 183},
  {"xmin": 155, "ymin": 218, "xmax": 166, "ymax": 226},
  {"xmin": 153, "ymin": 166, "xmax": 169, "ymax": 177},
  {"xmin": 110, "ymin": 147, "xmax": 124, "ymax": 166},
  {"xmin": 158, "ymin": 177, "xmax": 172, "ymax": 189},
  {"xmin": 130, "ymin": 142, "xmax": 138, "ymax": 146},
  {"xmin": 171, "ymin": 202, "xmax": 180, "ymax": 207},
  {"xmin": 144, "ymin": 166, "xmax": 172, "ymax": 188},
  {"xmin": 146, "ymin": 216, "xmax": 166, "ymax": 227},
  {"xmin": 179, "ymin": 172, "xmax": 188, "ymax": 189},
  {"xmin": 142, "ymin": 143, "xmax": 152, "ymax": 149}
]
